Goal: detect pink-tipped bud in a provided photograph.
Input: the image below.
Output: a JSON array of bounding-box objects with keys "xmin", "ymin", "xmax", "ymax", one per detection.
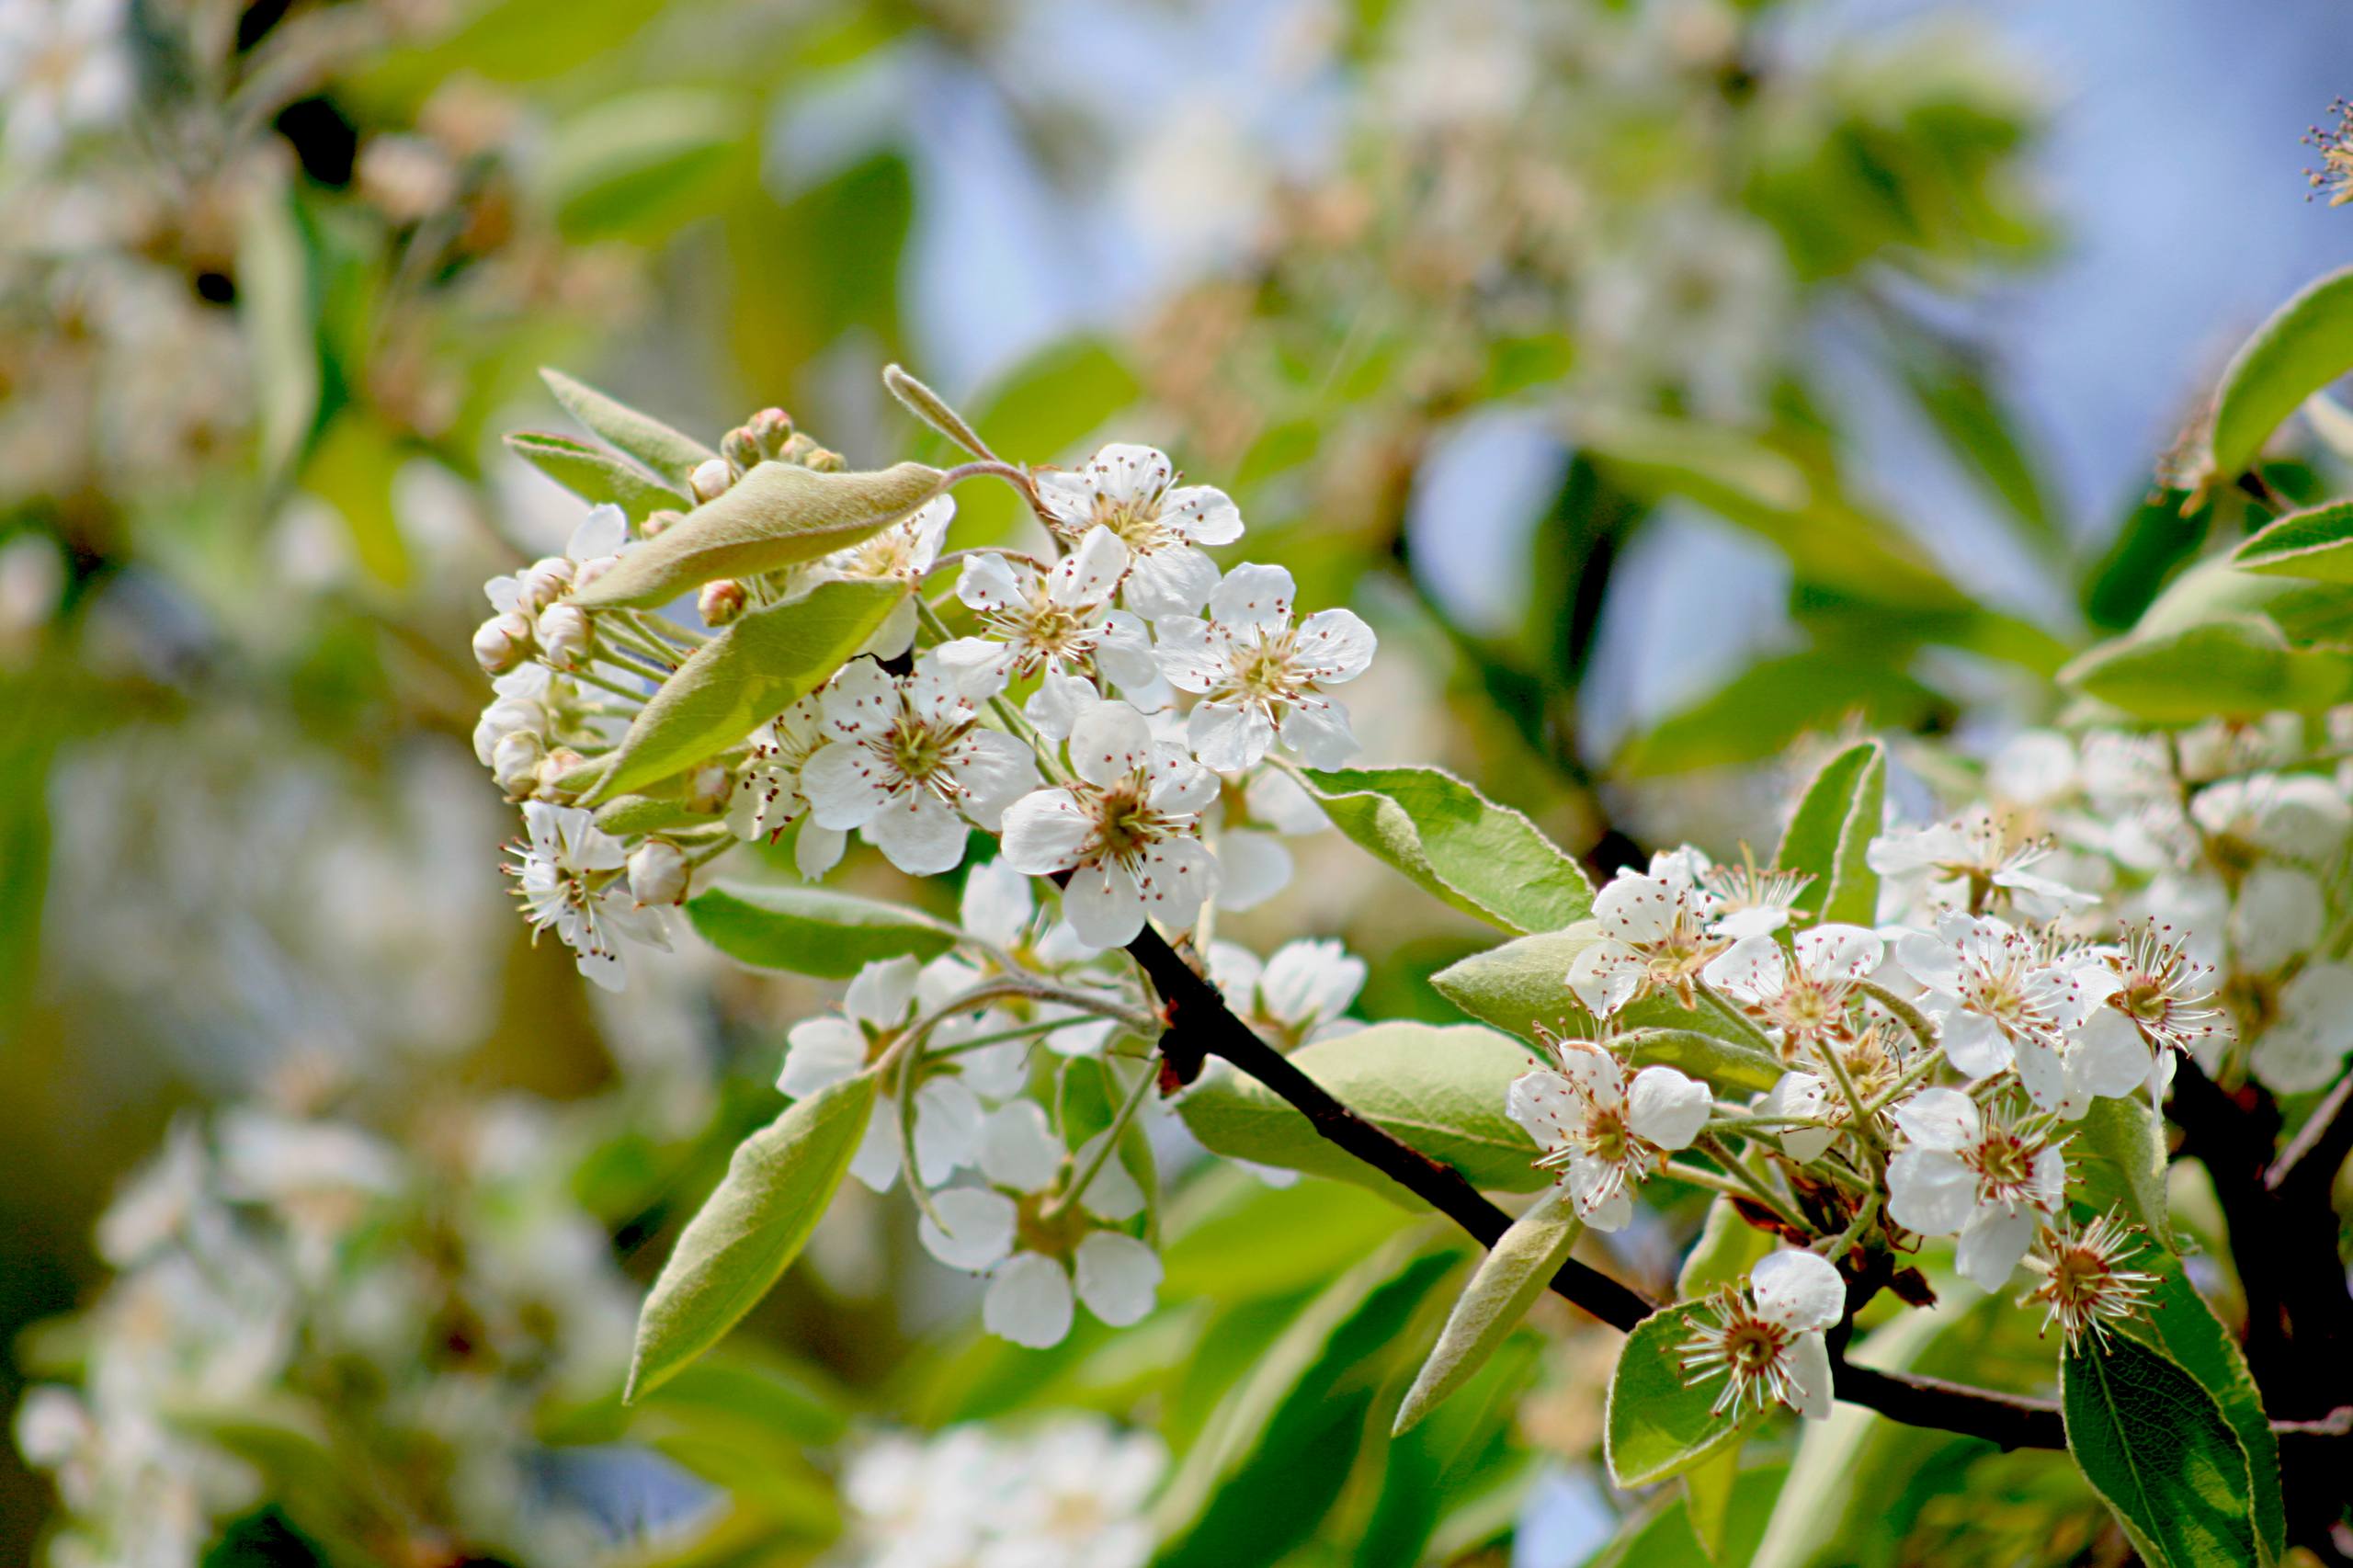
[
  {"xmin": 722, "ymin": 426, "xmax": 761, "ymax": 473},
  {"xmin": 748, "ymin": 406, "xmax": 793, "ymax": 459},
  {"xmin": 472, "ymin": 611, "xmax": 532, "ymax": 675},
  {"xmin": 698, "ymin": 578, "xmax": 746, "ymax": 627},
  {"xmin": 628, "ymin": 838, "xmax": 690, "ymax": 906},
  {"xmin": 642, "ymin": 508, "xmax": 685, "ymax": 539},
  {"xmin": 574, "ymin": 554, "xmax": 620, "ymax": 592},
  {"xmin": 536, "ymin": 746, "xmax": 587, "ymax": 800},
  {"xmin": 536, "ymin": 602, "xmax": 591, "ymax": 669},
  {"xmin": 688, "ymin": 458, "xmax": 733, "ymax": 504}
]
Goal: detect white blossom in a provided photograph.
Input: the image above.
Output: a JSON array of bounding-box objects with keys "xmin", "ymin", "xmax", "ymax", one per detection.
[
  {"xmin": 1701, "ymin": 924, "xmax": 1880, "ymax": 1062},
  {"xmin": 1678, "ymin": 1248, "xmax": 1845, "ymax": 1421},
  {"xmin": 935, "ymin": 528, "xmax": 1160, "ymax": 703},
  {"xmin": 0, "ymin": 0, "xmax": 132, "ymax": 164},
  {"xmin": 780, "ymin": 958, "xmax": 990, "ymax": 1192},
  {"xmin": 2249, "ymin": 960, "xmax": 2353, "ymax": 1094},
  {"xmin": 506, "ymin": 801, "xmax": 672, "ymax": 992},
  {"xmin": 1506, "ymin": 1040, "xmax": 1710, "ymax": 1230},
  {"xmin": 916, "ymin": 1105, "xmax": 1159, "ymax": 1348},
  {"xmin": 727, "ymin": 697, "xmax": 847, "ymax": 879},
  {"xmin": 1895, "ymin": 913, "xmax": 2076, "ymax": 1082},
  {"xmin": 1032, "ymin": 443, "xmax": 1243, "ymax": 617},
  {"xmin": 2189, "ymin": 772, "xmax": 2351, "ymax": 863},
  {"xmin": 1208, "ymin": 937, "xmax": 1366, "ymax": 1047},
  {"xmin": 1566, "ymin": 860, "xmax": 1724, "ymax": 1017},
  {"xmin": 999, "ymin": 699, "xmax": 1221, "ymax": 947},
  {"xmin": 1867, "ymin": 807, "xmax": 2094, "ymax": 919},
  {"xmin": 483, "ymin": 505, "xmax": 627, "ymax": 620},
  {"xmin": 801, "ymin": 655, "xmax": 1040, "ymax": 876},
  {"xmin": 1153, "ymin": 563, "xmax": 1377, "ymax": 769},
  {"xmin": 1886, "ymin": 1088, "xmax": 2065, "ymax": 1290}
]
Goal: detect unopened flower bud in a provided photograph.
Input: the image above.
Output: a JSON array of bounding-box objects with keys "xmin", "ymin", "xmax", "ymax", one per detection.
[
  {"xmin": 536, "ymin": 602, "xmax": 591, "ymax": 669},
  {"xmin": 472, "ymin": 695, "xmax": 544, "ymax": 765},
  {"xmin": 536, "ymin": 746, "xmax": 586, "ymax": 800},
  {"xmin": 802, "ymin": 445, "xmax": 846, "ymax": 473},
  {"xmin": 491, "ymin": 729, "xmax": 544, "ymax": 796},
  {"xmin": 778, "ymin": 432, "xmax": 823, "ymax": 466},
  {"xmin": 722, "ymin": 426, "xmax": 761, "ymax": 473},
  {"xmin": 642, "ymin": 508, "xmax": 685, "ymax": 538},
  {"xmin": 698, "ymin": 578, "xmax": 746, "ymax": 627},
  {"xmin": 748, "ymin": 406, "xmax": 793, "ymax": 458},
  {"xmin": 689, "ymin": 458, "xmax": 733, "ymax": 504},
  {"xmin": 629, "ymin": 838, "xmax": 691, "ymax": 906},
  {"xmin": 472, "ymin": 610, "xmax": 532, "ymax": 674},
  {"xmin": 517, "ymin": 555, "xmax": 574, "ymax": 615},
  {"xmin": 688, "ymin": 762, "xmax": 731, "ymax": 814},
  {"xmin": 574, "ymin": 554, "xmax": 620, "ymax": 591}
]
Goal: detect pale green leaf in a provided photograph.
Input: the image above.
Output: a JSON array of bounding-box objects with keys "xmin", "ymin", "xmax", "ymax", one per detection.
[
  {"xmin": 2199, "ymin": 265, "xmax": 2353, "ymax": 485},
  {"xmin": 628, "ymin": 1073, "xmax": 878, "ymax": 1401},
  {"xmin": 1296, "ymin": 766, "xmax": 1593, "ymax": 935},
  {"xmin": 686, "ymin": 884, "xmax": 960, "ymax": 979},
  {"xmin": 1774, "ymin": 740, "xmax": 1885, "ymax": 926},
  {"xmin": 1591, "ymin": 1464, "xmax": 1786, "ymax": 1568},
  {"xmin": 542, "ymin": 367, "xmax": 719, "ymax": 485},
  {"xmin": 544, "ymin": 88, "xmax": 745, "ymax": 242},
  {"xmin": 2231, "ymin": 498, "xmax": 2353, "ymax": 584},
  {"xmin": 2059, "ymin": 615, "xmax": 2353, "ymax": 722},
  {"xmin": 1681, "ymin": 1443, "xmax": 1743, "ymax": 1562},
  {"xmin": 592, "ymin": 793, "xmax": 723, "ymax": 837},
  {"xmin": 1174, "ymin": 1022, "xmax": 1547, "ymax": 1197},
  {"xmin": 1429, "ymin": 930, "xmax": 1778, "ymax": 1094},
  {"xmin": 587, "ymin": 577, "xmax": 905, "ymax": 801},
  {"xmin": 1607, "ymin": 1303, "xmax": 1755, "ymax": 1487},
  {"xmin": 1393, "ymin": 1186, "xmax": 1581, "ymax": 1435},
  {"xmin": 238, "ymin": 174, "xmax": 319, "ymax": 483},
  {"xmin": 2061, "ymin": 1332, "xmax": 2260, "ymax": 1567},
  {"xmin": 505, "ymin": 431, "xmax": 688, "ymax": 524},
  {"xmin": 572, "ymin": 460, "xmax": 946, "ymax": 610}
]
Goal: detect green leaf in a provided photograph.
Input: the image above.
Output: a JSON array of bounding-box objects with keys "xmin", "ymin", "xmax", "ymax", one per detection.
[
  {"xmin": 1154, "ymin": 1239, "xmax": 1457, "ymax": 1568},
  {"xmin": 2059, "ymin": 615, "xmax": 2353, "ymax": 722},
  {"xmin": 1175, "ymin": 1022, "xmax": 1547, "ymax": 1197},
  {"xmin": 2069, "ymin": 1096, "xmax": 2172, "ymax": 1248},
  {"xmin": 2199, "ymin": 265, "xmax": 2353, "ymax": 486},
  {"xmin": 1681, "ymin": 1444, "xmax": 1744, "ymax": 1562},
  {"xmin": 505, "ymin": 431, "xmax": 688, "ymax": 524},
  {"xmin": 238, "ymin": 173, "xmax": 320, "ymax": 483},
  {"xmin": 1591, "ymin": 1464, "xmax": 1787, "ymax": 1568},
  {"xmin": 1607, "ymin": 1303, "xmax": 1754, "ymax": 1487},
  {"xmin": 1677, "ymin": 1196, "xmax": 1775, "ymax": 1300},
  {"xmin": 1619, "ymin": 651, "xmax": 1944, "ymax": 776},
  {"xmin": 627, "ymin": 1072, "xmax": 877, "ymax": 1401},
  {"xmin": 587, "ymin": 577, "xmax": 905, "ymax": 801},
  {"xmin": 592, "ymin": 793, "xmax": 722, "ymax": 837},
  {"xmin": 543, "ymin": 88, "xmax": 746, "ymax": 242},
  {"xmin": 1429, "ymin": 930, "xmax": 1779, "ymax": 1094},
  {"xmin": 2232, "ymin": 498, "xmax": 2353, "ymax": 583},
  {"xmin": 542, "ymin": 367, "xmax": 719, "ymax": 486},
  {"xmin": 2061, "ymin": 1332, "xmax": 2261, "ymax": 1567},
  {"xmin": 1159, "ymin": 1166, "xmax": 1415, "ymax": 1300},
  {"xmin": 1393, "ymin": 1186, "xmax": 1581, "ymax": 1435},
  {"xmin": 1295, "ymin": 766, "xmax": 1593, "ymax": 935},
  {"xmin": 686, "ymin": 884, "xmax": 960, "ymax": 979},
  {"xmin": 1774, "ymin": 740, "xmax": 1886, "ymax": 926},
  {"xmin": 572, "ymin": 460, "xmax": 947, "ymax": 610}
]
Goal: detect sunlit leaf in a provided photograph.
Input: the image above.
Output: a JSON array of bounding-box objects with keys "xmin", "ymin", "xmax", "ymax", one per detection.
[
  {"xmin": 1393, "ymin": 1186, "xmax": 1580, "ymax": 1435},
  {"xmin": 687, "ymin": 884, "xmax": 960, "ymax": 979},
  {"xmin": 505, "ymin": 431, "xmax": 688, "ymax": 525},
  {"xmin": 542, "ymin": 367, "xmax": 719, "ymax": 486},
  {"xmin": 1774, "ymin": 740, "xmax": 1885, "ymax": 926},
  {"xmin": 2198, "ymin": 264, "xmax": 2353, "ymax": 487},
  {"xmin": 1297, "ymin": 766, "xmax": 1593, "ymax": 935}
]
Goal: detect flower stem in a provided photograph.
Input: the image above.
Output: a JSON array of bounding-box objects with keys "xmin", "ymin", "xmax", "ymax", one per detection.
[
  {"xmin": 1040, "ymin": 1056, "xmax": 1156, "ymax": 1221},
  {"xmin": 1856, "ymin": 980, "xmax": 1939, "ymax": 1056}
]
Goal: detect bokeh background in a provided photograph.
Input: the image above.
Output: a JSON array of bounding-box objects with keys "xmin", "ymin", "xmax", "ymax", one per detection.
[{"xmin": 3, "ymin": 0, "xmax": 2348, "ymax": 1561}]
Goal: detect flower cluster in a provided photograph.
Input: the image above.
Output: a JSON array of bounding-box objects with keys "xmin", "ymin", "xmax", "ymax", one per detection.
[
  {"xmin": 460, "ymin": 395, "xmax": 1384, "ymax": 1347},
  {"xmin": 835, "ymin": 1416, "xmax": 1164, "ymax": 1568},
  {"xmin": 465, "ymin": 406, "xmax": 1374, "ymax": 991}
]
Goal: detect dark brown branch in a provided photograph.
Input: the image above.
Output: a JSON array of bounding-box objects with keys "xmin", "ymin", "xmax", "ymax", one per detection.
[{"xmin": 1128, "ymin": 922, "xmax": 2067, "ymax": 1448}]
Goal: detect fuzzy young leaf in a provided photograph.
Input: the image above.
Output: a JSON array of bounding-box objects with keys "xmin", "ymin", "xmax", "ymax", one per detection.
[
  {"xmin": 1774, "ymin": 740, "xmax": 1885, "ymax": 926},
  {"xmin": 2061, "ymin": 1332, "xmax": 2261, "ymax": 1568},
  {"xmin": 628, "ymin": 1073, "xmax": 877, "ymax": 1401},
  {"xmin": 2198, "ymin": 265, "xmax": 2353, "ymax": 487},
  {"xmin": 542, "ymin": 367, "xmax": 719, "ymax": 485},
  {"xmin": 1175, "ymin": 1023, "xmax": 1547, "ymax": 1197},
  {"xmin": 572, "ymin": 460, "xmax": 946, "ymax": 610},
  {"xmin": 883, "ymin": 364, "xmax": 995, "ymax": 460},
  {"xmin": 1607, "ymin": 1303, "xmax": 1754, "ymax": 1487},
  {"xmin": 2059, "ymin": 615, "xmax": 2353, "ymax": 722},
  {"xmin": 589, "ymin": 577, "xmax": 904, "ymax": 801},
  {"xmin": 1429, "ymin": 930, "xmax": 1778, "ymax": 1094},
  {"xmin": 592, "ymin": 793, "xmax": 722, "ymax": 837},
  {"xmin": 687, "ymin": 885, "xmax": 960, "ymax": 979},
  {"xmin": 2231, "ymin": 498, "xmax": 2353, "ymax": 584},
  {"xmin": 1393, "ymin": 1187, "xmax": 1580, "ymax": 1436},
  {"xmin": 1296, "ymin": 766, "xmax": 1593, "ymax": 935},
  {"xmin": 505, "ymin": 431, "xmax": 688, "ymax": 523}
]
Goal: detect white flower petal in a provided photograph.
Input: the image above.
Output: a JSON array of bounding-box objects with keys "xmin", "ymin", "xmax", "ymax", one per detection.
[
  {"xmin": 1074, "ymin": 1232, "xmax": 1162, "ymax": 1326},
  {"xmin": 1750, "ymin": 1248, "xmax": 1846, "ymax": 1333},
  {"xmin": 917, "ymin": 1187, "xmax": 1017, "ymax": 1270},
  {"xmin": 983, "ymin": 1253, "xmax": 1074, "ymax": 1348}
]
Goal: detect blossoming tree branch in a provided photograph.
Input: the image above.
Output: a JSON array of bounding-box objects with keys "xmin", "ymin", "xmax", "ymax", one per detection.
[{"xmin": 467, "ymin": 281, "xmax": 2353, "ymax": 1558}]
